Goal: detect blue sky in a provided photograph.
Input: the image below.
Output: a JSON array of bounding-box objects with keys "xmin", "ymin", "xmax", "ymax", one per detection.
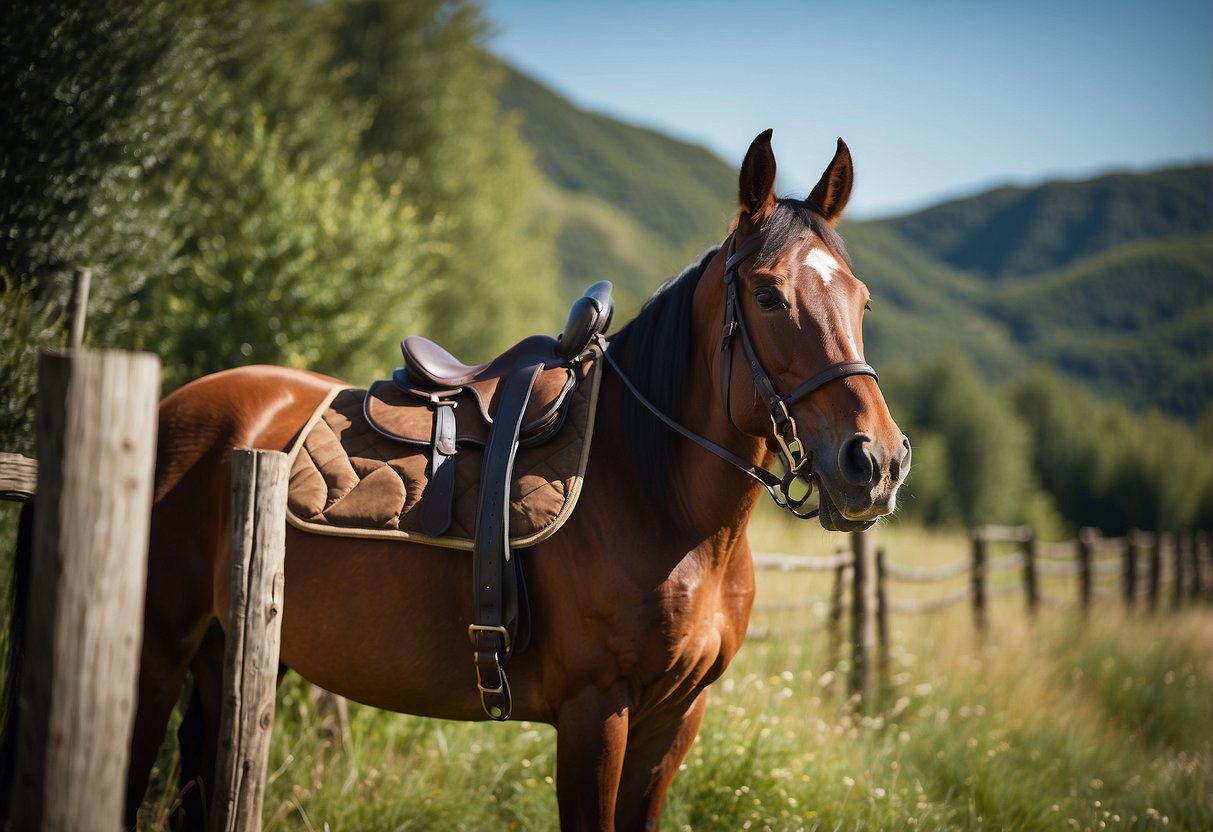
[{"xmin": 481, "ymin": 0, "xmax": 1212, "ymax": 218}]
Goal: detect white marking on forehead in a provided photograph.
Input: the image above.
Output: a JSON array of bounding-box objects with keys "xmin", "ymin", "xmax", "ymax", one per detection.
[{"xmin": 802, "ymin": 248, "xmax": 841, "ymax": 286}]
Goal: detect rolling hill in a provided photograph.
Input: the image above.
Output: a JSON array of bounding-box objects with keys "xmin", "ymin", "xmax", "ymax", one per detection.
[{"xmin": 495, "ymin": 66, "xmax": 1213, "ymax": 421}]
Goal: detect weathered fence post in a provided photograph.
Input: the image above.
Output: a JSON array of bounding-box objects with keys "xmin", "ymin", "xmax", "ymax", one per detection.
[
  {"xmin": 827, "ymin": 551, "xmax": 848, "ymax": 676},
  {"xmin": 848, "ymin": 531, "xmax": 871, "ymax": 705},
  {"xmin": 1077, "ymin": 528, "xmax": 1095, "ymax": 615},
  {"xmin": 1022, "ymin": 529, "xmax": 1038, "ymax": 617},
  {"xmin": 10, "ymin": 349, "xmax": 160, "ymax": 831},
  {"xmin": 970, "ymin": 528, "xmax": 987, "ymax": 636},
  {"xmin": 1171, "ymin": 532, "xmax": 1185, "ymax": 610},
  {"xmin": 0, "ymin": 452, "xmax": 38, "ymax": 502},
  {"xmin": 1200, "ymin": 531, "xmax": 1213, "ymax": 604},
  {"xmin": 874, "ymin": 546, "xmax": 890, "ymax": 696},
  {"xmin": 66, "ymin": 266, "xmax": 92, "ymax": 350},
  {"xmin": 1147, "ymin": 532, "xmax": 1162, "ymax": 613},
  {"xmin": 1123, "ymin": 530, "xmax": 1139, "ymax": 612},
  {"xmin": 1186, "ymin": 532, "xmax": 1202, "ymax": 600},
  {"xmin": 209, "ymin": 449, "xmax": 290, "ymax": 832}
]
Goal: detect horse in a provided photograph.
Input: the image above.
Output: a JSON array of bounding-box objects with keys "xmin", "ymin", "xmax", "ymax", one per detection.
[{"xmin": 7, "ymin": 129, "xmax": 911, "ymax": 831}]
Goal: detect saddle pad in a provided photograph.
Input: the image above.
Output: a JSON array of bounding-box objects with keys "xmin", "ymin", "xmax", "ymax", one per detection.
[{"xmin": 285, "ymin": 349, "xmax": 601, "ymax": 548}]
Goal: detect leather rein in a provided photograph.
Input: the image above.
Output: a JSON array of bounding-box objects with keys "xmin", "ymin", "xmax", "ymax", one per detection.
[{"xmin": 599, "ymin": 232, "xmax": 879, "ymax": 519}]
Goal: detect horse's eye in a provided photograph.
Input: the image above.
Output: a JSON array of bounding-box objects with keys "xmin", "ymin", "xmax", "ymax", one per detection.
[
  {"xmin": 754, "ymin": 287, "xmax": 788, "ymax": 310},
  {"xmin": 865, "ymin": 299, "xmax": 873, "ymax": 312}
]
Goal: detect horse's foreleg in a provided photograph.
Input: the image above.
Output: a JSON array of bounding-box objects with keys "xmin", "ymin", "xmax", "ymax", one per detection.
[
  {"xmin": 555, "ymin": 683, "xmax": 630, "ymax": 831},
  {"xmin": 615, "ymin": 692, "xmax": 709, "ymax": 832}
]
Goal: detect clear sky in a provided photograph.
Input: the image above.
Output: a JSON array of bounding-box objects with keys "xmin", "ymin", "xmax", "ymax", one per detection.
[{"xmin": 480, "ymin": 0, "xmax": 1212, "ymax": 218}]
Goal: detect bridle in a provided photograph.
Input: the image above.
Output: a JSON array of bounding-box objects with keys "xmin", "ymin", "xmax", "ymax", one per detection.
[{"xmin": 599, "ymin": 231, "xmax": 880, "ymax": 519}]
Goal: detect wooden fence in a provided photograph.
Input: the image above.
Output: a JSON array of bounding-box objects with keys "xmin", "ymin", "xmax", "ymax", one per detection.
[
  {"xmin": 1, "ymin": 271, "xmax": 287, "ymax": 831},
  {"xmin": 754, "ymin": 525, "xmax": 1213, "ymax": 706}
]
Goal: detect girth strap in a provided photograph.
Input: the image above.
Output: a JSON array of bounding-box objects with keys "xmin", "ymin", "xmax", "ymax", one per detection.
[{"xmin": 470, "ymin": 361, "xmax": 542, "ymax": 720}]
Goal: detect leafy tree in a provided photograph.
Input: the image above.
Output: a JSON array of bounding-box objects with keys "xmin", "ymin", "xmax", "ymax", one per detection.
[
  {"xmin": 328, "ymin": 0, "xmax": 560, "ymax": 360},
  {"xmin": 1010, "ymin": 366, "xmax": 1213, "ymax": 533},
  {"xmin": 891, "ymin": 356, "xmax": 1042, "ymax": 527},
  {"xmin": 132, "ymin": 106, "xmax": 431, "ymax": 389}
]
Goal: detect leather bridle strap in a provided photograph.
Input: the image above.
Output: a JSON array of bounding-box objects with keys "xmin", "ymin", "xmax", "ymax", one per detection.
[
  {"xmin": 597, "ymin": 336, "xmax": 800, "ymax": 510},
  {"xmin": 720, "ymin": 232, "xmax": 878, "ymax": 469},
  {"xmin": 600, "ymin": 231, "xmax": 882, "ymax": 518}
]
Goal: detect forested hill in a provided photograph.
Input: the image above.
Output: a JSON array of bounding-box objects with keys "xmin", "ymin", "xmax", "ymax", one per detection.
[
  {"xmin": 496, "ymin": 67, "xmax": 735, "ymax": 309},
  {"xmin": 857, "ymin": 165, "xmax": 1213, "ymax": 421},
  {"xmin": 496, "ymin": 66, "xmax": 1212, "ymax": 421}
]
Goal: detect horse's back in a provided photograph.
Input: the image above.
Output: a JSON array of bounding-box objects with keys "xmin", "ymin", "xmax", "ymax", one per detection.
[{"xmin": 155, "ymin": 365, "xmax": 343, "ymax": 501}]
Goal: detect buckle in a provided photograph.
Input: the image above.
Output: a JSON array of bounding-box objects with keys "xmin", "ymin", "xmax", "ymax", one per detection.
[
  {"xmin": 770, "ymin": 412, "xmax": 809, "ymax": 476},
  {"xmin": 467, "ymin": 623, "xmax": 511, "ymax": 656}
]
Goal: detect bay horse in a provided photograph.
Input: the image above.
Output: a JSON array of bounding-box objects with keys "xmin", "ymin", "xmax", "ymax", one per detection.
[{"xmin": 30, "ymin": 130, "xmax": 911, "ymax": 830}]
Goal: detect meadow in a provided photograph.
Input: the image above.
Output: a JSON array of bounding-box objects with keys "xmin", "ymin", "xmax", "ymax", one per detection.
[{"xmin": 134, "ymin": 521, "xmax": 1213, "ymax": 831}]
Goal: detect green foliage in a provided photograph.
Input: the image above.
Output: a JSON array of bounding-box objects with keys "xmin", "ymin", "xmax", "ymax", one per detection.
[
  {"xmin": 984, "ymin": 235, "xmax": 1213, "ymax": 421},
  {"xmin": 329, "ymin": 0, "xmax": 561, "ymax": 360},
  {"xmin": 127, "ymin": 561, "xmax": 1213, "ymax": 831},
  {"xmin": 1, "ymin": 0, "xmax": 564, "ymax": 455},
  {"xmin": 1009, "ymin": 366, "xmax": 1213, "ymax": 533},
  {"xmin": 132, "ymin": 107, "xmax": 431, "ymax": 389},
  {"xmin": 496, "ymin": 66, "xmax": 736, "ymax": 308},
  {"xmin": 881, "ymin": 166, "xmax": 1213, "ymax": 280},
  {"xmin": 886, "ymin": 356, "xmax": 1042, "ymax": 527}
]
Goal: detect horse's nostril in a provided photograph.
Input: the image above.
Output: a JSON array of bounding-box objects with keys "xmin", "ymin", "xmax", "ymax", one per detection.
[
  {"xmin": 891, "ymin": 435, "xmax": 911, "ymax": 482},
  {"xmin": 839, "ymin": 434, "xmax": 875, "ymax": 486}
]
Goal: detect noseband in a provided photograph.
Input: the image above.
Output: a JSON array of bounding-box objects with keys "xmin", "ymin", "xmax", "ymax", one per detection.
[{"xmin": 600, "ymin": 232, "xmax": 880, "ymax": 519}]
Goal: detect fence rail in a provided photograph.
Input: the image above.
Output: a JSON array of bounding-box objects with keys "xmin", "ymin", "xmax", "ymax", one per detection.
[{"xmin": 754, "ymin": 524, "xmax": 1213, "ymax": 706}]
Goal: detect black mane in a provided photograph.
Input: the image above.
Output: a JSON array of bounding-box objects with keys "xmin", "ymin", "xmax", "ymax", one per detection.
[{"xmin": 606, "ymin": 246, "xmax": 718, "ymax": 509}]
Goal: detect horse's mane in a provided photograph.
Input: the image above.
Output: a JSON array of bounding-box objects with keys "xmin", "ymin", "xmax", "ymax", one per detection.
[
  {"xmin": 607, "ymin": 246, "xmax": 718, "ymax": 509},
  {"xmin": 605, "ymin": 200, "xmax": 843, "ymax": 510}
]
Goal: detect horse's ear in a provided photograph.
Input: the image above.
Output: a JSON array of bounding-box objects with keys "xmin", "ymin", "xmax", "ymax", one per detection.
[
  {"xmin": 806, "ymin": 138, "xmax": 853, "ymax": 225},
  {"xmin": 738, "ymin": 129, "xmax": 777, "ymax": 234}
]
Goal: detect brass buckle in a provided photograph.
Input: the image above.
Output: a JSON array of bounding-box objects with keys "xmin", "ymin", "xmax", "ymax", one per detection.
[
  {"xmin": 467, "ymin": 623, "xmax": 511, "ymax": 656},
  {"xmin": 770, "ymin": 412, "xmax": 809, "ymax": 476}
]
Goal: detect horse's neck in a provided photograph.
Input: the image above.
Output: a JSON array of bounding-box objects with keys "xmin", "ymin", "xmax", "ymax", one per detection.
[{"xmin": 668, "ymin": 360, "xmax": 770, "ymax": 549}]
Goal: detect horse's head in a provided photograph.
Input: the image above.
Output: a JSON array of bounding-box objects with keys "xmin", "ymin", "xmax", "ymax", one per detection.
[{"xmin": 718, "ymin": 130, "xmax": 910, "ymax": 531}]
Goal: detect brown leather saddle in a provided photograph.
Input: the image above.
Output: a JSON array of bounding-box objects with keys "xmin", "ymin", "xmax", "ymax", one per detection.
[{"xmin": 288, "ymin": 282, "xmax": 613, "ymax": 720}]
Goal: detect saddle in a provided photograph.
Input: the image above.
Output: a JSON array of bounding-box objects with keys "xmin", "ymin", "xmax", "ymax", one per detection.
[{"xmin": 286, "ymin": 282, "xmax": 613, "ymax": 720}]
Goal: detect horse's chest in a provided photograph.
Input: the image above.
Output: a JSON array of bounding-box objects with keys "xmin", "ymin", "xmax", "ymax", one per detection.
[{"xmin": 632, "ymin": 570, "xmax": 753, "ymax": 709}]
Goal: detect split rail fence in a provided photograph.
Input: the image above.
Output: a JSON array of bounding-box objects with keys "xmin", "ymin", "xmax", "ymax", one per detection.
[{"xmin": 754, "ymin": 524, "xmax": 1213, "ymax": 705}]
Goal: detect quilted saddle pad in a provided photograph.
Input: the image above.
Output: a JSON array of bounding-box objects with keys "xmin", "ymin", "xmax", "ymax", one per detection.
[{"xmin": 285, "ymin": 351, "xmax": 602, "ymax": 549}]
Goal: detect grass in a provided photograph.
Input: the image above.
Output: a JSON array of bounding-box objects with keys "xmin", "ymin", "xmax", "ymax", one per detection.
[{"xmin": 129, "ymin": 519, "xmax": 1213, "ymax": 830}]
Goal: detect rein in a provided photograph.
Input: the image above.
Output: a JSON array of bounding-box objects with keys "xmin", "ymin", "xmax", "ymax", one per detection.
[{"xmin": 600, "ymin": 232, "xmax": 879, "ymax": 519}]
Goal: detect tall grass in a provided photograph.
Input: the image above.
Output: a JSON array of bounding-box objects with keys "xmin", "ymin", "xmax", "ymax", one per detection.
[{"xmin": 127, "ymin": 521, "xmax": 1213, "ymax": 829}]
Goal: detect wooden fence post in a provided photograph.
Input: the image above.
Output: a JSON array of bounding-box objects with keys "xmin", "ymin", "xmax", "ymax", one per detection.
[
  {"xmin": 1022, "ymin": 529, "xmax": 1038, "ymax": 617},
  {"xmin": 0, "ymin": 452, "xmax": 38, "ymax": 502},
  {"xmin": 1123, "ymin": 530, "xmax": 1138, "ymax": 612},
  {"xmin": 827, "ymin": 553, "xmax": 848, "ymax": 676},
  {"xmin": 1171, "ymin": 532, "xmax": 1185, "ymax": 610},
  {"xmin": 66, "ymin": 266, "xmax": 92, "ymax": 350},
  {"xmin": 970, "ymin": 529, "xmax": 987, "ymax": 636},
  {"xmin": 209, "ymin": 449, "xmax": 290, "ymax": 832},
  {"xmin": 10, "ymin": 349, "xmax": 159, "ymax": 832},
  {"xmin": 1078, "ymin": 528, "xmax": 1094, "ymax": 616},
  {"xmin": 875, "ymin": 546, "xmax": 890, "ymax": 696},
  {"xmin": 1147, "ymin": 532, "xmax": 1162, "ymax": 614},
  {"xmin": 1193, "ymin": 538, "xmax": 1203, "ymax": 603},
  {"xmin": 1200, "ymin": 531, "xmax": 1213, "ymax": 604},
  {"xmin": 848, "ymin": 531, "xmax": 870, "ymax": 706}
]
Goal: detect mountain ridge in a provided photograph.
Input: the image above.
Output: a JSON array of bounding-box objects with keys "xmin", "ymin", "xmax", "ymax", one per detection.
[{"xmin": 494, "ymin": 64, "xmax": 1213, "ymax": 421}]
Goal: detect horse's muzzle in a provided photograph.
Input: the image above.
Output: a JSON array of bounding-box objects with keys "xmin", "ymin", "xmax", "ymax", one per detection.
[{"xmin": 816, "ymin": 432, "xmax": 911, "ymax": 530}]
